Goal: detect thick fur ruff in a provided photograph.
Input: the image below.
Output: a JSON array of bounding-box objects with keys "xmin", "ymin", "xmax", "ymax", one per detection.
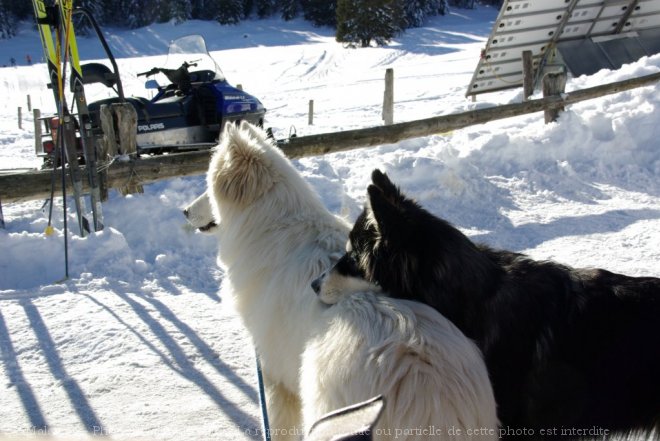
[
  {"xmin": 321, "ymin": 169, "xmax": 660, "ymax": 439},
  {"xmin": 302, "ymin": 292, "xmax": 498, "ymax": 440},
  {"xmin": 203, "ymin": 124, "xmax": 498, "ymax": 440}
]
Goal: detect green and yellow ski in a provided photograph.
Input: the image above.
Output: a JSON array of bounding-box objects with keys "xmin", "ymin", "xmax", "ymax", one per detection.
[
  {"xmin": 58, "ymin": 0, "xmax": 104, "ymax": 233},
  {"xmin": 32, "ymin": 0, "xmax": 105, "ymax": 236}
]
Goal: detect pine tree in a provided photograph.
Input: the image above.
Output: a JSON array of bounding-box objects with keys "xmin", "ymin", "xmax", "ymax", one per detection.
[
  {"xmin": 242, "ymin": 0, "xmax": 254, "ymax": 18},
  {"xmin": 123, "ymin": 0, "xmax": 160, "ymax": 27},
  {"xmin": 336, "ymin": 0, "xmax": 402, "ymax": 47},
  {"xmin": 402, "ymin": 0, "xmax": 425, "ymax": 28},
  {"xmin": 401, "ymin": 0, "xmax": 447, "ymax": 28},
  {"xmin": 0, "ymin": 0, "xmax": 16, "ymax": 40},
  {"xmin": 255, "ymin": 0, "xmax": 276, "ymax": 18},
  {"xmin": 438, "ymin": 0, "xmax": 449, "ymax": 15},
  {"xmin": 73, "ymin": 0, "xmax": 103, "ymax": 35},
  {"xmin": 278, "ymin": 0, "xmax": 298, "ymax": 20},
  {"xmin": 215, "ymin": 0, "xmax": 243, "ymax": 24},
  {"xmin": 192, "ymin": 0, "xmax": 215, "ymax": 19},
  {"xmin": 171, "ymin": 0, "xmax": 193, "ymax": 23},
  {"xmin": 301, "ymin": 0, "xmax": 336, "ymax": 27},
  {"xmin": 156, "ymin": 0, "xmax": 173, "ymax": 22},
  {"xmin": 95, "ymin": 0, "xmax": 116, "ymax": 25},
  {"xmin": 449, "ymin": 0, "xmax": 475, "ymax": 7},
  {"xmin": 6, "ymin": 0, "xmax": 31, "ymax": 20}
]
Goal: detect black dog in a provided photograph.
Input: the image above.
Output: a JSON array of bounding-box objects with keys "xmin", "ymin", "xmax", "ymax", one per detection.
[{"xmin": 313, "ymin": 169, "xmax": 660, "ymax": 439}]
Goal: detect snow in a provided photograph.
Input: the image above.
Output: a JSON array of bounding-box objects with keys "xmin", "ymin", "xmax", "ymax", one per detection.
[{"xmin": 1, "ymin": 5, "xmax": 659, "ymax": 440}]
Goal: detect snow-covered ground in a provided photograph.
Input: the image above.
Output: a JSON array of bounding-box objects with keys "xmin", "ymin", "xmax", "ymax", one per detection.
[{"xmin": 1, "ymin": 5, "xmax": 659, "ymax": 440}]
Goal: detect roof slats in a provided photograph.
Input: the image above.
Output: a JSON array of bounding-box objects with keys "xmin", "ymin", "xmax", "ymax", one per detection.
[{"xmin": 466, "ymin": 0, "xmax": 660, "ymax": 96}]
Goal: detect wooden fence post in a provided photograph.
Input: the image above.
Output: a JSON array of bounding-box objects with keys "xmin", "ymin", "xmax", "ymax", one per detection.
[
  {"xmin": 18, "ymin": 107, "xmax": 22, "ymax": 129},
  {"xmin": 383, "ymin": 68, "xmax": 394, "ymax": 126},
  {"xmin": 33, "ymin": 109, "xmax": 42, "ymax": 155},
  {"xmin": 522, "ymin": 50, "xmax": 534, "ymax": 101},
  {"xmin": 27, "ymin": 95, "xmax": 32, "ymax": 112},
  {"xmin": 308, "ymin": 100, "xmax": 314, "ymax": 125},
  {"xmin": 113, "ymin": 103, "xmax": 141, "ymax": 195},
  {"xmin": 99, "ymin": 104, "xmax": 117, "ymax": 158},
  {"xmin": 114, "ymin": 103, "xmax": 137, "ymax": 156},
  {"xmin": 543, "ymin": 71, "xmax": 567, "ymax": 123}
]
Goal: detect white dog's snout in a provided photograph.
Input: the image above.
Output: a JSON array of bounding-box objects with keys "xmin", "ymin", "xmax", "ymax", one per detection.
[
  {"xmin": 311, "ymin": 272, "xmax": 326, "ymax": 294},
  {"xmin": 183, "ymin": 191, "xmax": 218, "ymax": 232}
]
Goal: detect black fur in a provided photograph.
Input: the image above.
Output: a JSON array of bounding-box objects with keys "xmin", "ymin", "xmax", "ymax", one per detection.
[{"xmin": 341, "ymin": 169, "xmax": 660, "ymax": 438}]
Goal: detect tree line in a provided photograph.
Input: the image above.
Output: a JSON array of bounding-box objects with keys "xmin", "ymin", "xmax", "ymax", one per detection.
[{"xmin": 0, "ymin": 0, "xmax": 502, "ymax": 47}]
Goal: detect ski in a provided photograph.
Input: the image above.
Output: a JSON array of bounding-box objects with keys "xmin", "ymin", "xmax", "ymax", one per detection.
[
  {"xmin": 58, "ymin": 0, "xmax": 104, "ymax": 232},
  {"xmin": 31, "ymin": 0, "xmax": 90, "ymax": 237},
  {"xmin": 57, "ymin": 0, "xmax": 90, "ymax": 237},
  {"xmin": 31, "ymin": 0, "xmax": 59, "ymax": 108}
]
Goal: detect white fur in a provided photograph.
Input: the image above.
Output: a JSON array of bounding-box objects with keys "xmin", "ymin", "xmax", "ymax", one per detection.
[
  {"xmin": 315, "ymin": 269, "xmax": 381, "ymax": 305},
  {"xmin": 203, "ymin": 121, "xmax": 498, "ymax": 440},
  {"xmin": 302, "ymin": 292, "xmax": 499, "ymax": 440}
]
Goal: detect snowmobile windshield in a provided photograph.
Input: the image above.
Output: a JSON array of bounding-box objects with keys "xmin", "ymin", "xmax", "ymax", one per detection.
[{"xmin": 157, "ymin": 34, "xmax": 226, "ymax": 86}]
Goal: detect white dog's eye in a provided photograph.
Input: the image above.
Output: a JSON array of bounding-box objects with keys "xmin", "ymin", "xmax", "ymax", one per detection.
[{"xmin": 329, "ymin": 252, "xmax": 343, "ymax": 262}]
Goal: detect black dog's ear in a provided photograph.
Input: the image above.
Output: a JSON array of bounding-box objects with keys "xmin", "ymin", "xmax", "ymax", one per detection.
[
  {"xmin": 371, "ymin": 169, "xmax": 392, "ymax": 189},
  {"xmin": 367, "ymin": 184, "xmax": 407, "ymax": 241},
  {"xmin": 370, "ymin": 169, "xmax": 400, "ymax": 201}
]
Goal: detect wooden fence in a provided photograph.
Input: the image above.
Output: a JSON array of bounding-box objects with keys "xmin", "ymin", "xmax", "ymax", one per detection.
[{"xmin": 1, "ymin": 71, "xmax": 659, "ymax": 204}]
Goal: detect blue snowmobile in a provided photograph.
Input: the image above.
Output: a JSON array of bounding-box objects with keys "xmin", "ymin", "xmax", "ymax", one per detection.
[
  {"xmin": 35, "ymin": 8, "xmax": 266, "ymax": 166},
  {"xmin": 88, "ymin": 34, "xmax": 266, "ymax": 153}
]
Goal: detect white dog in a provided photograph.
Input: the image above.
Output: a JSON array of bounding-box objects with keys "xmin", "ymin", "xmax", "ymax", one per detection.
[
  {"xmin": 302, "ymin": 289, "xmax": 498, "ymax": 440},
  {"xmin": 185, "ymin": 121, "xmax": 497, "ymax": 440}
]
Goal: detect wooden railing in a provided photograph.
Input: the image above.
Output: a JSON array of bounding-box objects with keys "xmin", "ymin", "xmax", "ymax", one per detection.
[{"xmin": 1, "ymin": 71, "xmax": 659, "ymax": 204}]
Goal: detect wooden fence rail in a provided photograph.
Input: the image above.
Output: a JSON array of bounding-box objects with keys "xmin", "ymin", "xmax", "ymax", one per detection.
[{"xmin": 1, "ymin": 71, "xmax": 659, "ymax": 204}]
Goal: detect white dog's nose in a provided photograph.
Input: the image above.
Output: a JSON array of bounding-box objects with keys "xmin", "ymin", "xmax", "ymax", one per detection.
[{"xmin": 311, "ymin": 273, "xmax": 325, "ymax": 294}]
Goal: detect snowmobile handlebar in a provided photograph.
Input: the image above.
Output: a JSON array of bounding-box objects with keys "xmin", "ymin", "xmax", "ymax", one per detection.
[
  {"xmin": 136, "ymin": 61, "xmax": 198, "ymax": 78},
  {"xmin": 137, "ymin": 61, "xmax": 199, "ymax": 93},
  {"xmin": 137, "ymin": 67, "xmax": 162, "ymax": 77}
]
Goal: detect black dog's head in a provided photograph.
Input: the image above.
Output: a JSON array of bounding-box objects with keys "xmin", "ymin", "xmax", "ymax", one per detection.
[
  {"xmin": 312, "ymin": 169, "xmax": 496, "ymax": 326},
  {"xmin": 312, "ymin": 169, "xmax": 426, "ymax": 304}
]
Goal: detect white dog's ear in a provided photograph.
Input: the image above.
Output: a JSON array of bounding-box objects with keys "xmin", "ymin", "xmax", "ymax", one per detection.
[
  {"xmin": 239, "ymin": 120, "xmax": 251, "ymax": 131},
  {"xmin": 208, "ymin": 123, "xmax": 275, "ymax": 206},
  {"xmin": 241, "ymin": 120, "xmax": 273, "ymax": 145}
]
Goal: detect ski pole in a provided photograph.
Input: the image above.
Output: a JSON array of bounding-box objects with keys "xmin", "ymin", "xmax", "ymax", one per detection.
[
  {"xmin": 45, "ymin": 122, "xmax": 59, "ymax": 236},
  {"xmin": 255, "ymin": 352, "xmax": 271, "ymax": 441},
  {"xmin": 58, "ymin": 121, "xmax": 69, "ymax": 279}
]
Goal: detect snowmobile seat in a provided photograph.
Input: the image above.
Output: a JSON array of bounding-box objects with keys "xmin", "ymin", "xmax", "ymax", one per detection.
[
  {"xmin": 78, "ymin": 63, "xmax": 117, "ymax": 88},
  {"xmin": 142, "ymin": 96, "xmax": 187, "ymax": 120}
]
